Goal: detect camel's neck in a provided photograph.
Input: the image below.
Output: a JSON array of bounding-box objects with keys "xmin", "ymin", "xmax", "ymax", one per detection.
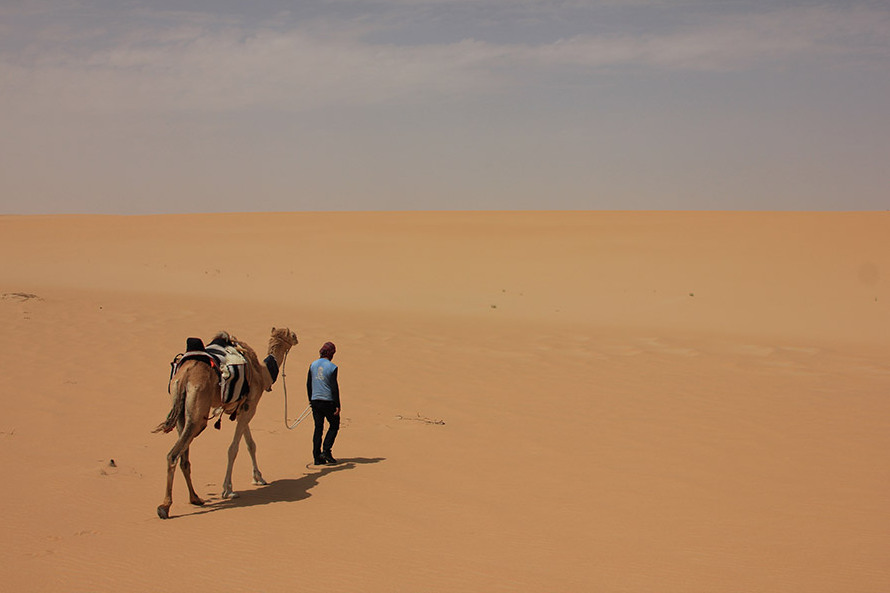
[{"xmin": 266, "ymin": 342, "xmax": 291, "ymax": 366}]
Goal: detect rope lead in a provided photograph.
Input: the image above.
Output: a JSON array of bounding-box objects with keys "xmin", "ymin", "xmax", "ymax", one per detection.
[{"xmin": 281, "ymin": 349, "xmax": 312, "ymax": 430}]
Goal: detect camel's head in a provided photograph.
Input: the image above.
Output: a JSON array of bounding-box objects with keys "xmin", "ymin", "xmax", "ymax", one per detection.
[{"xmin": 270, "ymin": 326, "xmax": 299, "ymax": 351}]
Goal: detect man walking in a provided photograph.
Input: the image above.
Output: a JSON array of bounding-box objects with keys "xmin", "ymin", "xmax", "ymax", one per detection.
[{"xmin": 307, "ymin": 341, "xmax": 340, "ymax": 465}]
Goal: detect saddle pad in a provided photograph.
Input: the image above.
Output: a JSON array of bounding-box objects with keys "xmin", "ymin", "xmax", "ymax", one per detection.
[{"xmin": 205, "ymin": 344, "xmax": 249, "ymax": 405}]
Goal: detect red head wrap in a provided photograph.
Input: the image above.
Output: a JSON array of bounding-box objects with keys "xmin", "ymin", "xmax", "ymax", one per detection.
[{"xmin": 319, "ymin": 342, "xmax": 336, "ymax": 359}]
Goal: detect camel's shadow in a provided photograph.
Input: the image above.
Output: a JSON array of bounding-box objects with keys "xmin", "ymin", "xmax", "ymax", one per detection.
[{"xmin": 180, "ymin": 457, "xmax": 385, "ymax": 518}]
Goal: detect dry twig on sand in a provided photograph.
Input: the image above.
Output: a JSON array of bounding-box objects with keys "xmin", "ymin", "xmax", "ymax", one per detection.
[
  {"xmin": 2, "ymin": 292, "xmax": 41, "ymax": 302},
  {"xmin": 396, "ymin": 413, "xmax": 445, "ymax": 426}
]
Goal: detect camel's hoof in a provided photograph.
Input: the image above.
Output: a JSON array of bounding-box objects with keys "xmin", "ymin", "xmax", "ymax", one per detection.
[
  {"xmin": 157, "ymin": 506, "xmax": 170, "ymax": 519},
  {"xmin": 253, "ymin": 478, "xmax": 268, "ymax": 486},
  {"xmin": 222, "ymin": 491, "xmax": 240, "ymax": 499},
  {"xmin": 190, "ymin": 498, "xmax": 205, "ymax": 507}
]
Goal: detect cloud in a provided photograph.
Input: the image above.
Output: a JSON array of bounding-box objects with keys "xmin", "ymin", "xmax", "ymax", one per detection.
[
  {"xmin": 2, "ymin": 30, "xmax": 502, "ymax": 117},
  {"xmin": 0, "ymin": 3, "xmax": 887, "ymax": 119}
]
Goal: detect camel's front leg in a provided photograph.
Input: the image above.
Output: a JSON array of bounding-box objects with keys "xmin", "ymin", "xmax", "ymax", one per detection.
[
  {"xmin": 222, "ymin": 423, "xmax": 246, "ymax": 499},
  {"xmin": 243, "ymin": 425, "xmax": 267, "ymax": 486}
]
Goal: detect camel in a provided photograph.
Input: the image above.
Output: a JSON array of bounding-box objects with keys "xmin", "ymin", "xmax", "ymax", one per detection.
[{"xmin": 153, "ymin": 327, "xmax": 299, "ymax": 519}]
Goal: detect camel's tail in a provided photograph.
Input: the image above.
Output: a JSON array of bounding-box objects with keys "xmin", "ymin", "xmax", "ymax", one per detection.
[{"xmin": 153, "ymin": 378, "xmax": 186, "ymax": 434}]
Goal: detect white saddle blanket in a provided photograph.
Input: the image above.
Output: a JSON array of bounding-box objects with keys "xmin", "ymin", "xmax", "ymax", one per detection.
[{"xmin": 205, "ymin": 344, "xmax": 249, "ymax": 404}]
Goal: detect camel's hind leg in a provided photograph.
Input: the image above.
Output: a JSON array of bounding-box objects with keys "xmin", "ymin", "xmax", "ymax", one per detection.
[
  {"xmin": 157, "ymin": 421, "xmax": 201, "ymax": 519},
  {"xmin": 179, "ymin": 446, "xmax": 205, "ymax": 507}
]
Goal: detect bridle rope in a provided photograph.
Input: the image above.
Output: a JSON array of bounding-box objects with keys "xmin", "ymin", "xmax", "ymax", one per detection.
[{"xmin": 281, "ymin": 348, "xmax": 311, "ymax": 430}]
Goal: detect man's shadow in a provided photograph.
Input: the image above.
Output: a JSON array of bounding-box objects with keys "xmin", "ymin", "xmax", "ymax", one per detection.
[{"xmin": 180, "ymin": 457, "xmax": 385, "ymax": 518}]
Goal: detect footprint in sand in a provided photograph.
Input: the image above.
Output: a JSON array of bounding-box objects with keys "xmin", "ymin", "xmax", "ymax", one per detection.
[
  {"xmin": 779, "ymin": 346, "xmax": 820, "ymax": 355},
  {"xmin": 736, "ymin": 344, "xmax": 776, "ymax": 357},
  {"xmin": 605, "ymin": 345, "xmax": 645, "ymax": 357},
  {"xmin": 634, "ymin": 337, "xmax": 700, "ymax": 357},
  {"xmin": 27, "ymin": 549, "xmax": 56, "ymax": 558}
]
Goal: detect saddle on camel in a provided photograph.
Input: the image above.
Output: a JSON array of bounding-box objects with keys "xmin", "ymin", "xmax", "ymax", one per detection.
[{"xmin": 166, "ymin": 333, "xmax": 279, "ymax": 429}]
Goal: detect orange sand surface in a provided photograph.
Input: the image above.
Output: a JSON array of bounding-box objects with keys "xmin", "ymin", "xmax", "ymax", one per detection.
[{"xmin": 1, "ymin": 211, "xmax": 888, "ymax": 592}]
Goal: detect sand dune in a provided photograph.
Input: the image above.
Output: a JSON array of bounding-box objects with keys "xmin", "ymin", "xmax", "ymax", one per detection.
[{"xmin": 1, "ymin": 211, "xmax": 887, "ymax": 592}]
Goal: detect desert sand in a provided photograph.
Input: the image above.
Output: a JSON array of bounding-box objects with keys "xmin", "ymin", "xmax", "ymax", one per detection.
[{"xmin": 1, "ymin": 211, "xmax": 887, "ymax": 592}]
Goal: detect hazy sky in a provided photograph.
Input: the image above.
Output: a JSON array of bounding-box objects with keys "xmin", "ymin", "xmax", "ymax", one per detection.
[{"xmin": 1, "ymin": 0, "xmax": 888, "ymax": 213}]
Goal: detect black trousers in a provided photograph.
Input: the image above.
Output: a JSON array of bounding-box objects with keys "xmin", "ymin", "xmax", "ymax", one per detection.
[{"xmin": 311, "ymin": 400, "xmax": 340, "ymax": 457}]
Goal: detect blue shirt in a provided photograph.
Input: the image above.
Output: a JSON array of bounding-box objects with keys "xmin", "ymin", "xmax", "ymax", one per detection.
[{"xmin": 308, "ymin": 357, "xmax": 339, "ymax": 404}]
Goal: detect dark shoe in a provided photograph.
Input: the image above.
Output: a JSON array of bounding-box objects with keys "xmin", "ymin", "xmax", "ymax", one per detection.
[
  {"xmin": 322, "ymin": 452, "xmax": 337, "ymax": 464},
  {"xmin": 314, "ymin": 457, "xmax": 327, "ymax": 466}
]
